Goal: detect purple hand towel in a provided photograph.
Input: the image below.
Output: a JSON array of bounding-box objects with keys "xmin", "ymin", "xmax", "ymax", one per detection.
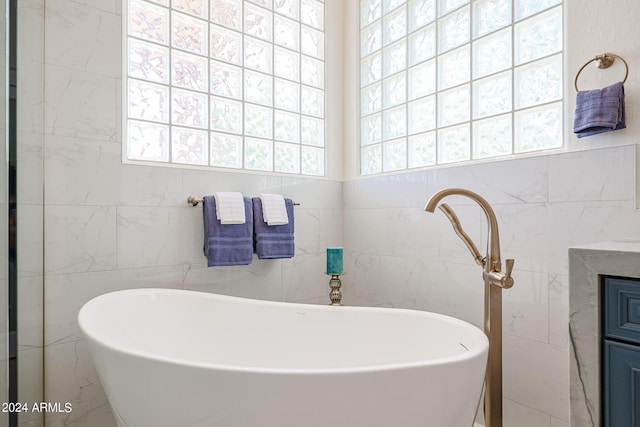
[
  {"xmin": 573, "ymin": 81, "xmax": 626, "ymax": 138},
  {"xmin": 202, "ymin": 196, "xmax": 253, "ymax": 266},
  {"xmin": 252, "ymin": 197, "xmax": 295, "ymax": 259}
]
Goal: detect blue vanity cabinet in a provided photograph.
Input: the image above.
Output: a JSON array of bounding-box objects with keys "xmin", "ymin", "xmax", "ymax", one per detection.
[{"xmin": 603, "ymin": 277, "xmax": 640, "ymax": 427}]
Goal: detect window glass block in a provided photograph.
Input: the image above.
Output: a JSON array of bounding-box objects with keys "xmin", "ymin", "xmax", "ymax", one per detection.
[
  {"xmin": 210, "ymin": 0, "xmax": 242, "ymax": 30},
  {"xmin": 361, "ymin": 83, "xmax": 382, "ymax": 116},
  {"xmin": 128, "ymin": 79, "xmax": 170, "ymax": 122},
  {"xmin": 472, "ymin": 27, "xmax": 511, "ymax": 78},
  {"xmin": 275, "ymin": 142, "xmax": 301, "ymax": 173},
  {"xmin": 515, "ymin": 7, "xmax": 561, "ymax": 65},
  {"xmin": 245, "ymin": 3, "xmax": 273, "ymax": 41},
  {"xmin": 361, "ymin": 0, "xmax": 382, "ymax": 26},
  {"xmin": 129, "ymin": 0, "xmax": 169, "ymax": 44},
  {"xmin": 361, "ymin": 114, "xmax": 382, "ymax": 146},
  {"xmin": 383, "ymin": 138, "xmax": 407, "ymax": 171},
  {"xmin": 128, "ymin": 38, "xmax": 170, "ymax": 84},
  {"xmin": 172, "ymin": 50, "xmax": 208, "ymax": 91},
  {"xmin": 408, "ymin": 95, "xmax": 435, "ymax": 134},
  {"xmin": 126, "ymin": 0, "xmax": 325, "ymax": 176},
  {"xmin": 301, "ymin": 116, "xmax": 324, "ymax": 146},
  {"xmin": 408, "ymin": 59, "xmax": 435, "ymax": 100},
  {"xmin": 244, "ymin": 70, "xmax": 273, "ymax": 106},
  {"xmin": 515, "ymin": 54, "xmax": 562, "ymax": 109},
  {"xmin": 274, "ymin": 78, "xmax": 300, "ymax": 112},
  {"xmin": 438, "ymin": 45, "xmax": 469, "ymax": 90},
  {"xmin": 244, "ymin": 36, "xmax": 273, "ymax": 73},
  {"xmin": 301, "ymin": 0, "xmax": 324, "ymax": 30},
  {"xmin": 210, "ymin": 133, "xmax": 243, "ymax": 168},
  {"xmin": 301, "ymin": 86, "xmax": 324, "ymax": 117},
  {"xmin": 127, "ymin": 120, "xmax": 170, "ymax": 162},
  {"xmin": 361, "ymin": 144, "xmax": 382, "ymax": 175},
  {"xmin": 210, "ymin": 24, "xmax": 242, "ymax": 65},
  {"xmin": 408, "ymin": 24, "xmax": 435, "ymax": 66},
  {"xmin": 274, "ymin": 110, "xmax": 300, "ymax": 142},
  {"xmin": 473, "ymin": 114, "xmax": 511, "ymax": 159},
  {"xmin": 383, "ymin": 72, "xmax": 406, "ymax": 108},
  {"xmin": 515, "ymin": 0, "xmax": 561, "ymax": 20},
  {"xmin": 357, "ymin": 0, "xmax": 562, "ymax": 175},
  {"xmin": 438, "ymin": 0, "xmax": 467, "ymax": 16},
  {"xmin": 245, "ymin": 137, "xmax": 273, "ymax": 171},
  {"xmin": 172, "ymin": 12, "xmax": 208, "ymax": 55},
  {"xmin": 438, "ymin": 84, "xmax": 469, "ymax": 126},
  {"xmin": 361, "ymin": 23, "xmax": 382, "ymax": 57},
  {"xmin": 383, "ymin": 105, "xmax": 407, "ymax": 140},
  {"xmin": 408, "ymin": 0, "xmax": 435, "ymax": 31},
  {"xmin": 210, "ymin": 96, "xmax": 243, "ymax": 133},
  {"xmin": 438, "ymin": 6, "xmax": 469, "ymax": 53},
  {"xmin": 274, "ymin": 47, "xmax": 300, "ymax": 81},
  {"xmin": 408, "ymin": 131, "xmax": 436, "ymax": 167},
  {"xmin": 274, "ymin": 14, "xmax": 300, "ymax": 49},
  {"xmin": 172, "ymin": 0, "xmax": 207, "ymax": 18},
  {"xmin": 473, "ymin": 71, "xmax": 511, "ymax": 118},
  {"xmin": 383, "ymin": 5, "xmax": 407, "ymax": 46},
  {"xmin": 384, "ymin": 0, "xmax": 406, "ymax": 13},
  {"xmin": 172, "ymin": 127, "xmax": 208, "ymax": 164},
  {"xmin": 301, "ymin": 146, "xmax": 324, "ymax": 175},
  {"xmin": 301, "ymin": 56, "xmax": 324, "ymax": 88},
  {"xmin": 515, "ymin": 102, "xmax": 562, "ymax": 152},
  {"xmin": 172, "ymin": 88, "xmax": 208, "ymax": 128},
  {"xmin": 301, "ymin": 25, "xmax": 324, "ymax": 59},
  {"xmin": 383, "ymin": 40, "xmax": 406, "ymax": 77},
  {"xmin": 275, "ymin": 0, "xmax": 299, "ymax": 19},
  {"xmin": 361, "ymin": 52, "xmax": 382, "ymax": 87},
  {"xmin": 245, "ymin": 104, "xmax": 273, "ymax": 138},
  {"xmin": 210, "ymin": 60, "xmax": 242, "ymax": 99},
  {"xmin": 438, "ymin": 123, "xmax": 470, "ymax": 163},
  {"xmin": 473, "ymin": 0, "xmax": 510, "ymax": 38},
  {"xmin": 248, "ymin": 0, "xmax": 272, "ymax": 8}
]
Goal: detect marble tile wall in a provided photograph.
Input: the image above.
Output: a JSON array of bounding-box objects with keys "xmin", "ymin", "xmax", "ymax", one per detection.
[
  {"xmin": 38, "ymin": 1, "xmax": 343, "ymax": 425},
  {"xmin": 17, "ymin": 0, "xmax": 45, "ymax": 426},
  {"xmin": 343, "ymin": 144, "xmax": 640, "ymax": 427}
]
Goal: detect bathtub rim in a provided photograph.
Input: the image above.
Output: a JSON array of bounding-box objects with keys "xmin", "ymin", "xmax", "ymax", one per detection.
[{"xmin": 78, "ymin": 288, "xmax": 489, "ymax": 376}]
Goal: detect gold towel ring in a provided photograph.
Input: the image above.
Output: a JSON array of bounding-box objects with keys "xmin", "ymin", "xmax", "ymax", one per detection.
[{"xmin": 574, "ymin": 53, "xmax": 629, "ymax": 92}]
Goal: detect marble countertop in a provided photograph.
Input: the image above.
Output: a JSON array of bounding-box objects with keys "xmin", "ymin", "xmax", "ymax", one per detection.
[{"xmin": 570, "ymin": 239, "xmax": 640, "ymax": 253}]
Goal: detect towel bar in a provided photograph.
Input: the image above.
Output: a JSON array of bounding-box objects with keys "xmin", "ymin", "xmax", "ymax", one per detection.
[
  {"xmin": 187, "ymin": 196, "xmax": 300, "ymax": 207},
  {"xmin": 575, "ymin": 53, "xmax": 629, "ymax": 92}
]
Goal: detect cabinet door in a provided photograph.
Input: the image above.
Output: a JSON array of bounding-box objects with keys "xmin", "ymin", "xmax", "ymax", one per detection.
[
  {"xmin": 603, "ymin": 277, "xmax": 640, "ymax": 344},
  {"xmin": 603, "ymin": 340, "xmax": 640, "ymax": 427}
]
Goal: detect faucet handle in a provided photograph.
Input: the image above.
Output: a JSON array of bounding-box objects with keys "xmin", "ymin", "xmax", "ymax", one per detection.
[
  {"xmin": 503, "ymin": 259, "xmax": 515, "ymax": 288},
  {"xmin": 505, "ymin": 258, "xmax": 514, "ymax": 275}
]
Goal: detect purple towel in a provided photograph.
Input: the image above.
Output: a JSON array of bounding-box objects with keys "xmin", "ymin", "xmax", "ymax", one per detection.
[
  {"xmin": 573, "ymin": 81, "xmax": 626, "ymax": 138},
  {"xmin": 252, "ymin": 197, "xmax": 295, "ymax": 259},
  {"xmin": 202, "ymin": 196, "xmax": 253, "ymax": 266}
]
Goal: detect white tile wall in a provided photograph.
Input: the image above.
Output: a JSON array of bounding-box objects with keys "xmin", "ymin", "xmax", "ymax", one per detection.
[{"xmin": 18, "ymin": 0, "xmax": 46, "ymax": 424}]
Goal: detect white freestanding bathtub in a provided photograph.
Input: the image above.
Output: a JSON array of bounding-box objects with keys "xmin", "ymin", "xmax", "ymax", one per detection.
[{"xmin": 78, "ymin": 288, "xmax": 488, "ymax": 427}]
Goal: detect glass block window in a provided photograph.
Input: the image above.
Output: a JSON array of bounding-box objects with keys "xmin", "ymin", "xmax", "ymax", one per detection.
[
  {"xmin": 359, "ymin": 0, "xmax": 563, "ymax": 175},
  {"xmin": 125, "ymin": 0, "xmax": 325, "ymax": 176}
]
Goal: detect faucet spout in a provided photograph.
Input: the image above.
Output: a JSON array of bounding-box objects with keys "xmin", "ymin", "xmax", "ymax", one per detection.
[
  {"xmin": 425, "ymin": 187, "xmax": 501, "ymax": 270},
  {"xmin": 438, "ymin": 203, "xmax": 485, "ymax": 267}
]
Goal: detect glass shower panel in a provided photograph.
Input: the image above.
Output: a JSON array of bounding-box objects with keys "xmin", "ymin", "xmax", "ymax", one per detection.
[{"xmin": 0, "ymin": 0, "xmax": 8, "ymax": 425}]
